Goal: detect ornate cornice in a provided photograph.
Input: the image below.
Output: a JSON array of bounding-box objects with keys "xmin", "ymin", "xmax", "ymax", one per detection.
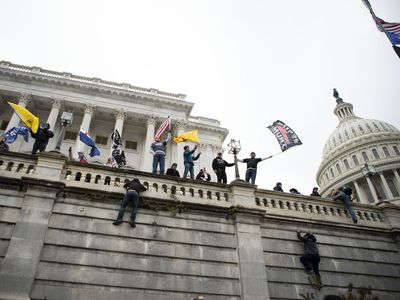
[
  {"xmin": 114, "ymin": 108, "xmax": 127, "ymax": 121},
  {"xmin": 18, "ymin": 93, "xmax": 31, "ymax": 106},
  {"xmin": 84, "ymin": 103, "xmax": 96, "ymax": 115},
  {"xmin": 51, "ymin": 98, "xmax": 64, "ymax": 110},
  {"xmin": 175, "ymin": 119, "xmax": 187, "ymax": 131},
  {"xmin": 146, "ymin": 114, "xmax": 157, "ymax": 126}
]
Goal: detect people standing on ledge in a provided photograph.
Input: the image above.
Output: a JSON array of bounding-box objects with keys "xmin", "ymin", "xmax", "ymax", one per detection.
[
  {"xmin": 0, "ymin": 136, "xmax": 9, "ymax": 152},
  {"xmin": 196, "ymin": 168, "xmax": 211, "ymax": 181},
  {"xmin": 331, "ymin": 186, "xmax": 358, "ymax": 224},
  {"xmin": 151, "ymin": 131, "xmax": 171, "ymax": 175},
  {"xmin": 289, "ymin": 188, "xmax": 300, "ymax": 194},
  {"xmin": 68, "ymin": 147, "xmax": 87, "ymax": 163},
  {"xmin": 166, "ymin": 163, "xmax": 180, "ymax": 177},
  {"xmin": 310, "ymin": 187, "xmax": 321, "ymax": 197},
  {"xmin": 273, "ymin": 182, "xmax": 284, "ymax": 192},
  {"xmin": 296, "ymin": 230, "xmax": 322, "ymax": 286},
  {"xmin": 31, "ymin": 122, "xmax": 54, "ymax": 155},
  {"xmin": 237, "ymin": 152, "xmax": 272, "ymax": 184},
  {"xmin": 212, "ymin": 152, "xmax": 235, "ymax": 184},
  {"xmin": 112, "ymin": 178, "xmax": 147, "ymax": 228},
  {"xmin": 183, "ymin": 145, "xmax": 201, "ymax": 179}
]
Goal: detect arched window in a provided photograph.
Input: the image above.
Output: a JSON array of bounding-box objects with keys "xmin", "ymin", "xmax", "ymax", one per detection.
[
  {"xmin": 383, "ymin": 147, "xmax": 390, "ymax": 157},
  {"xmin": 344, "ymin": 159, "xmax": 350, "ymax": 170},
  {"xmin": 336, "ymin": 163, "xmax": 342, "ymax": 174},
  {"xmin": 394, "ymin": 146, "xmax": 400, "ymax": 156},
  {"xmin": 372, "ymin": 149, "xmax": 380, "ymax": 159},
  {"xmin": 330, "ymin": 168, "xmax": 334, "ymax": 178},
  {"xmin": 362, "ymin": 151, "xmax": 369, "ymax": 162},
  {"xmin": 352, "ymin": 155, "xmax": 359, "ymax": 166}
]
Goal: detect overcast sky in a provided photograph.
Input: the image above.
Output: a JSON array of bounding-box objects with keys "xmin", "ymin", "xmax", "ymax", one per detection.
[{"xmin": 1, "ymin": 0, "xmax": 399, "ymax": 193}]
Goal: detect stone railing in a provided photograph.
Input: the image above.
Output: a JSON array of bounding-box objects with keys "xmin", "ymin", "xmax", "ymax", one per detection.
[{"xmin": 0, "ymin": 151, "xmax": 394, "ymax": 228}]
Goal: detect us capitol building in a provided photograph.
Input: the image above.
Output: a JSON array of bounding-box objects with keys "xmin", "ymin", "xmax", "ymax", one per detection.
[{"xmin": 0, "ymin": 62, "xmax": 399, "ymax": 300}]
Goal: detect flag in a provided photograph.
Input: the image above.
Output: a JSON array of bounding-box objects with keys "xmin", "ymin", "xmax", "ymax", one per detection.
[
  {"xmin": 110, "ymin": 129, "xmax": 126, "ymax": 167},
  {"xmin": 7, "ymin": 102, "xmax": 39, "ymax": 133},
  {"xmin": 154, "ymin": 116, "xmax": 171, "ymax": 141},
  {"xmin": 173, "ymin": 130, "xmax": 200, "ymax": 144},
  {"xmin": 3, "ymin": 126, "xmax": 29, "ymax": 144},
  {"xmin": 362, "ymin": 0, "xmax": 400, "ymax": 58},
  {"xmin": 267, "ymin": 120, "xmax": 302, "ymax": 152},
  {"xmin": 79, "ymin": 129, "xmax": 100, "ymax": 157}
]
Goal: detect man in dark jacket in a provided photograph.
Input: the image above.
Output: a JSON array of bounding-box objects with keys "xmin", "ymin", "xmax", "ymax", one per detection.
[
  {"xmin": 112, "ymin": 178, "xmax": 147, "ymax": 228},
  {"xmin": 196, "ymin": 168, "xmax": 211, "ymax": 181},
  {"xmin": 297, "ymin": 230, "xmax": 321, "ymax": 282},
  {"xmin": 183, "ymin": 145, "xmax": 201, "ymax": 179},
  {"xmin": 166, "ymin": 163, "xmax": 180, "ymax": 177},
  {"xmin": 331, "ymin": 186, "xmax": 358, "ymax": 224},
  {"xmin": 151, "ymin": 132, "xmax": 171, "ymax": 175},
  {"xmin": 310, "ymin": 187, "xmax": 321, "ymax": 197},
  {"xmin": 212, "ymin": 152, "xmax": 234, "ymax": 184},
  {"xmin": 273, "ymin": 182, "xmax": 284, "ymax": 192},
  {"xmin": 31, "ymin": 123, "xmax": 54, "ymax": 155},
  {"xmin": 0, "ymin": 136, "xmax": 9, "ymax": 152},
  {"xmin": 238, "ymin": 152, "xmax": 272, "ymax": 184}
]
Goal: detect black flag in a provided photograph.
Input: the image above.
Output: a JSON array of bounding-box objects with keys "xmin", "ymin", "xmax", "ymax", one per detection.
[
  {"xmin": 393, "ymin": 45, "xmax": 400, "ymax": 59},
  {"xmin": 267, "ymin": 120, "xmax": 302, "ymax": 152},
  {"xmin": 110, "ymin": 130, "xmax": 127, "ymax": 168}
]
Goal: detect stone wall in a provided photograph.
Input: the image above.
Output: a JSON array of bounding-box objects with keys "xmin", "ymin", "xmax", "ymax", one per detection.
[{"xmin": 0, "ymin": 152, "xmax": 399, "ymax": 300}]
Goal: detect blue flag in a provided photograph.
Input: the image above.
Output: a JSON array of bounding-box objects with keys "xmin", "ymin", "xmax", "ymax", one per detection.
[
  {"xmin": 3, "ymin": 126, "xmax": 29, "ymax": 144},
  {"xmin": 79, "ymin": 130, "xmax": 100, "ymax": 157}
]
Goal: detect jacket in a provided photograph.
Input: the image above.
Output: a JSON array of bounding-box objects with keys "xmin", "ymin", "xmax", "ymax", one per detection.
[
  {"xmin": 151, "ymin": 133, "xmax": 171, "ymax": 156},
  {"xmin": 184, "ymin": 149, "xmax": 200, "ymax": 165},
  {"xmin": 123, "ymin": 180, "xmax": 147, "ymax": 193},
  {"xmin": 212, "ymin": 157, "xmax": 234, "ymax": 171},
  {"xmin": 297, "ymin": 232, "xmax": 319, "ymax": 256},
  {"xmin": 31, "ymin": 127, "xmax": 54, "ymax": 144}
]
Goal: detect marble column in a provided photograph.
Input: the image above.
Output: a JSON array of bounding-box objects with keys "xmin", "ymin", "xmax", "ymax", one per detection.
[
  {"xmin": 394, "ymin": 170, "xmax": 400, "ymax": 190},
  {"xmin": 75, "ymin": 104, "xmax": 95, "ymax": 153},
  {"xmin": 173, "ymin": 119, "xmax": 186, "ymax": 174},
  {"xmin": 5, "ymin": 93, "xmax": 31, "ymax": 132},
  {"xmin": 46, "ymin": 98, "xmax": 63, "ymax": 131},
  {"xmin": 113, "ymin": 108, "xmax": 127, "ymax": 135},
  {"xmin": 353, "ymin": 180, "xmax": 366, "ymax": 204},
  {"xmin": 141, "ymin": 115, "xmax": 157, "ymax": 172},
  {"xmin": 379, "ymin": 173, "xmax": 394, "ymax": 199},
  {"xmin": 366, "ymin": 176, "xmax": 379, "ymax": 203}
]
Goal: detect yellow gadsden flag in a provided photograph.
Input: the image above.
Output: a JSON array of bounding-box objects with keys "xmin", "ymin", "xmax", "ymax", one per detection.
[
  {"xmin": 173, "ymin": 130, "xmax": 200, "ymax": 144},
  {"xmin": 8, "ymin": 102, "xmax": 39, "ymax": 133}
]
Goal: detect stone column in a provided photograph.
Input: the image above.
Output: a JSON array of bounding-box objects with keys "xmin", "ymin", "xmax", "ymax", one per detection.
[
  {"xmin": 110, "ymin": 109, "xmax": 127, "ymax": 157},
  {"xmin": 353, "ymin": 180, "xmax": 367, "ymax": 204},
  {"xmin": 141, "ymin": 114, "xmax": 157, "ymax": 172},
  {"xmin": 366, "ymin": 176, "xmax": 379, "ymax": 203},
  {"xmin": 5, "ymin": 93, "xmax": 31, "ymax": 132},
  {"xmin": 393, "ymin": 170, "xmax": 400, "ymax": 190},
  {"xmin": 379, "ymin": 173, "xmax": 394, "ymax": 199},
  {"xmin": 235, "ymin": 212, "xmax": 270, "ymax": 300},
  {"xmin": 75, "ymin": 104, "xmax": 95, "ymax": 153},
  {"xmin": 0, "ymin": 177, "xmax": 63, "ymax": 300},
  {"xmin": 46, "ymin": 98, "xmax": 63, "ymax": 131},
  {"xmin": 173, "ymin": 120, "xmax": 186, "ymax": 174}
]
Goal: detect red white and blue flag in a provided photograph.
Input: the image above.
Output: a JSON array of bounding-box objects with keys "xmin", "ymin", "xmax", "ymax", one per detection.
[
  {"xmin": 79, "ymin": 129, "xmax": 100, "ymax": 157},
  {"xmin": 154, "ymin": 116, "xmax": 171, "ymax": 141}
]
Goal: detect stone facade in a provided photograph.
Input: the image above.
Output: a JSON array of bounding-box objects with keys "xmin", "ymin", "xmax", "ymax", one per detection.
[{"xmin": 0, "ymin": 152, "xmax": 399, "ymax": 300}]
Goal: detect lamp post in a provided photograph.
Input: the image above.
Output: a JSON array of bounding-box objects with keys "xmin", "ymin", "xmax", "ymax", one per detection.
[
  {"xmin": 54, "ymin": 111, "xmax": 73, "ymax": 151},
  {"xmin": 228, "ymin": 139, "xmax": 241, "ymax": 180},
  {"xmin": 361, "ymin": 163, "xmax": 382, "ymax": 202}
]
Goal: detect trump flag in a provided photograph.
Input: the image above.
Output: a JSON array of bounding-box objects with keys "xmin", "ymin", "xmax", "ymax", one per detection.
[{"xmin": 267, "ymin": 120, "xmax": 302, "ymax": 152}]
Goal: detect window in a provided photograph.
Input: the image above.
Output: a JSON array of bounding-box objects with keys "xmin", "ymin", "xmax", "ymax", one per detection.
[
  {"xmin": 352, "ymin": 155, "xmax": 359, "ymax": 166},
  {"xmin": 336, "ymin": 163, "xmax": 342, "ymax": 174},
  {"xmin": 0, "ymin": 120, "xmax": 9, "ymax": 130},
  {"xmin": 362, "ymin": 151, "xmax": 369, "ymax": 162},
  {"xmin": 330, "ymin": 168, "xmax": 334, "ymax": 178},
  {"xmin": 344, "ymin": 159, "xmax": 350, "ymax": 170},
  {"xmin": 125, "ymin": 140, "xmax": 138, "ymax": 150},
  {"xmin": 95, "ymin": 135, "xmax": 108, "ymax": 145},
  {"xmin": 383, "ymin": 147, "xmax": 390, "ymax": 157},
  {"xmin": 372, "ymin": 149, "xmax": 380, "ymax": 159},
  {"xmin": 64, "ymin": 131, "xmax": 78, "ymax": 140},
  {"xmin": 394, "ymin": 146, "xmax": 400, "ymax": 156}
]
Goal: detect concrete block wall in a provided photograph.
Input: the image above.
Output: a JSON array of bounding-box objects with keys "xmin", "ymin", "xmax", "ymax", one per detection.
[{"xmin": 261, "ymin": 219, "xmax": 400, "ymax": 300}]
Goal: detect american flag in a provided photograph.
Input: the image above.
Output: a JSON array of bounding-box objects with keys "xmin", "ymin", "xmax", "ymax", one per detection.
[
  {"xmin": 154, "ymin": 117, "xmax": 171, "ymax": 140},
  {"xmin": 375, "ymin": 18, "xmax": 400, "ymax": 35}
]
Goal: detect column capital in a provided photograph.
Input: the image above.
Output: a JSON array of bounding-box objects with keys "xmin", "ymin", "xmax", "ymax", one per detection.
[
  {"xmin": 146, "ymin": 114, "xmax": 157, "ymax": 126},
  {"xmin": 84, "ymin": 103, "xmax": 96, "ymax": 115},
  {"xmin": 51, "ymin": 98, "xmax": 64, "ymax": 109},
  {"xmin": 175, "ymin": 119, "xmax": 187, "ymax": 131},
  {"xmin": 114, "ymin": 108, "xmax": 127, "ymax": 121},
  {"xmin": 18, "ymin": 93, "xmax": 31, "ymax": 105}
]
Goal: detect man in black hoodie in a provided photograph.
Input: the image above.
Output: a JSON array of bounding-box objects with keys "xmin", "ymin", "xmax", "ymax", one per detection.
[
  {"xmin": 31, "ymin": 123, "xmax": 54, "ymax": 155},
  {"xmin": 113, "ymin": 178, "xmax": 147, "ymax": 228},
  {"xmin": 297, "ymin": 230, "xmax": 321, "ymax": 284},
  {"xmin": 212, "ymin": 152, "xmax": 235, "ymax": 184}
]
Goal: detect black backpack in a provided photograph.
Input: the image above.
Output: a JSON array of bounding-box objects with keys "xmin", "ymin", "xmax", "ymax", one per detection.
[{"xmin": 342, "ymin": 186, "xmax": 353, "ymax": 196}]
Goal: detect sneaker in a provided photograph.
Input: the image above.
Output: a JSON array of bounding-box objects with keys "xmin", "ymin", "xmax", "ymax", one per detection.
[
  {"xmin": 305, "ymin": 269, "xmax": 313, "ymax": 274},
  {"xmin": 112, "ymin": 220, "xmax": 123, "ymax": 225},
  {"xmin": 353, "ymin": 219, "xmax": 358, "ymax": 224},
  {"xmin": 129, "ymin": 221, "xmax": 136, "ymax": 228}
]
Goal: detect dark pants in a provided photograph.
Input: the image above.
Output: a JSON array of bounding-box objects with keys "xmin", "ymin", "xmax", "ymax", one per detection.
[
  {"xmin": 116, "ymin": 191, "xmax": 139, "ymax": 222},
  {"xmin": 300, "ymin": 254, "xmax": 320, "ymax": 276},
  {"xmin": 152, "ymin": 154, "xmax": 165, "ymax": 175},
  {"xmin": 245, "ymin": 168, "xmax": 257, "ymax": 184},
  {"xmin": 31, "ymin": 140, "xmax": 47, "ymax": 155},
  {"xmin": 216, "ymin": 169, "xmax": 227, "ymax": 184},
  {"xmin": 183, "ymin": 162, "xmax": 194, "ymax": 179}
]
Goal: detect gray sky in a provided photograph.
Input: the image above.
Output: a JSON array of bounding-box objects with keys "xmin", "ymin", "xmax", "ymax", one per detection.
[{"xmin": 1, "ymin": 0, "xmax": 399, "ymax": 193}]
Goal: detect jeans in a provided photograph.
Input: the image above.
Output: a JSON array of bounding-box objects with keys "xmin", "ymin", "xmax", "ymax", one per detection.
[
  {"xmin": 31, "ymin": 140, "xmax": 46, "ymax": 155},
  {"xmin": 340, "ymin": 197, "xmax": 358, "ymax": 221},
  {"xmin": 183, "ymin": 162, "xmax": 194, "ymax": 179},
  {"xmin": 152, "ymin": 154, "xmax": 165, "ymax": 175},
  {"xmin": 216, "ymin": 169, "xmax": 227, "ymax": 184},
  {"xmin": 245, "ymin": 168, "xmax": 257, "ymax": 184},
  {"xmin": 116, "ymin": 191, "xmax": 139, "ymax": 222},
  {"xmin": 300, "ymin": 254, "xmax": 320, "ymax": 276}
]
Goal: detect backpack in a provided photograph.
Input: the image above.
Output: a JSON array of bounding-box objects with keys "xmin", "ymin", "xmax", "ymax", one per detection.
[{"xmin": 342, "ymin": 186, "xmax": 353, "ymax": 196}]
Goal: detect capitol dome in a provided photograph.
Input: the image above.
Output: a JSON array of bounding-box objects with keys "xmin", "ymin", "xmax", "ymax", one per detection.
[{"xmin": 316, "ymin": 91, "xmax": 400, "ymax": 205}]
